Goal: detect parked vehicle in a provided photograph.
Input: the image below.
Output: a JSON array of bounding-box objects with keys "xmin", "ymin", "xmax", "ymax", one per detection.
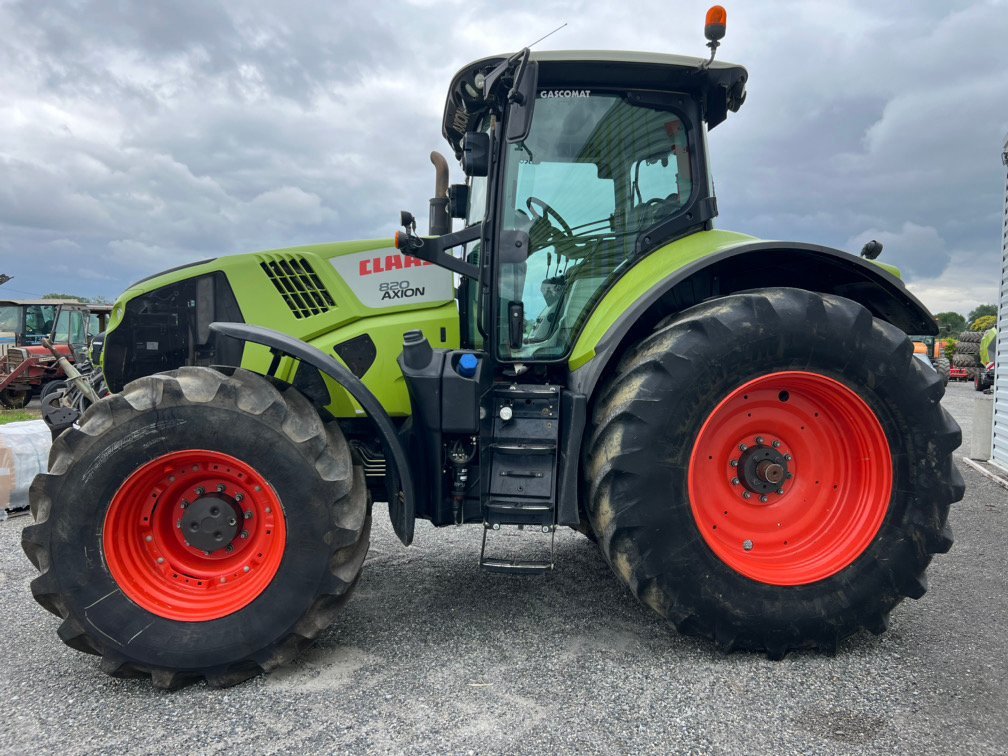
[{"xmin": 24, "ymin": 9, "xmax": 963, "ymax": 689}]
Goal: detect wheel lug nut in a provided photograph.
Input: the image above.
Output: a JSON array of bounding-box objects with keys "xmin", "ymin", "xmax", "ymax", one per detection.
[
  {"xmin": 742, "ymin": 491, "xmax": 751, "ymax": 500},
  {"xmin": 730, "ymin": 460, "xmax": 739, "ymax": 468},
  {"xmin": 244, "ymin": 511, "xmax": 253, "ymax": 520},
  {"xmin": 786, "ymin": 473, "xmax": 794, "ymax": 480},
  {"xmin": 235, "ymin": 493, "xmax": 244, "ymax": 503},
  {"xmin": 785, "ymin": 454, "xmax": 793, "ymax": 461},
  {"xmin": 743, "ymin": 539, "xmax": 753, "ymax": 551},
  {"xmin": 217, "ymin": 484, "xmax": 226, "ymax": 493},
  {"xmin": 772, "ymin": 440, "xmax": 781, "ymax": 448},
  {"xmin": 777, "ymin": 488, "xmax": 785, "ymax": 495},
  {"xmin": 240, "ymin": 530, "xmax": 249, "ymax": 539},
  {"xmin": 760, "ymin": 495, "xmax": 768, "ymax": 503},
  {"xmin": 731, "ymin": 478, "xmax": 740, "ymax": 486},
  {"xmin": 181, "ymin": 499, "xmax": 189, "ymax": 509},
  {"xmin": 755, "ymin": 436, "xmax": 764, "ymax": 445},
  {"xmin": 196, "ymin": 487, "xmax": 205, "ymax": 496},
  {"xmin": 739, "ymin": 443, "xmax": 748, "ymax": 451},
  {"xmin": 226, "ymin": 544, "xmax": 234, "ymax": 553}
]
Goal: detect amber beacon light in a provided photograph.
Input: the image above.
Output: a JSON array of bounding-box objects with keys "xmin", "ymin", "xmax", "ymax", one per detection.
[{"xmin": 705, "ymin": 5, "xmax": 727, "ymax": 41}]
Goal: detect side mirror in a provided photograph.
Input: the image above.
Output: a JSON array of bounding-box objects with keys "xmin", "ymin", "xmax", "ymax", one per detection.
[
  {"xmin": 505, "ymin": 60, "xmax": 538, "ymax": 144},
  {"xmin": 461, "ymin": 132, "xmax": 490, "ymax": 177},
  {"xmin": 447, "ymin": 184, "xmax": 469, "ymax": 220}
]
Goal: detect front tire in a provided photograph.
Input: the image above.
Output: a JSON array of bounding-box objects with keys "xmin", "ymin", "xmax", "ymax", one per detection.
[
  {"xmin": 22, "ymin": 367, "xmax": 369, "ymax": 688},
  {"xmin": 585, "ymin": 288, "xmax": 963, "ymax": 656}
]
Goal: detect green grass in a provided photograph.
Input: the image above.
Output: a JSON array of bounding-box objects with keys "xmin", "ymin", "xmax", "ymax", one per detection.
[{"xmin": 0, "ymin": 408, "xmax": 41, "ymax": 425}]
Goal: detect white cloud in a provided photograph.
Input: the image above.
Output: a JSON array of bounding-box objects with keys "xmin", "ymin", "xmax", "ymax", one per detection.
[{"xmin": 0, "ymin": 0, "xmax": 1005, "ymax": 317}]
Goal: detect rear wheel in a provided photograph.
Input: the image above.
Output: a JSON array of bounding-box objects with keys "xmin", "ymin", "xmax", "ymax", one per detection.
[
  {"xmin": 585, "ymin": 288, "xmax": 963, "ymax": 656},
  {"xmin": 23, "ymin": 367, "xmax": 369, "ymax": 688}
]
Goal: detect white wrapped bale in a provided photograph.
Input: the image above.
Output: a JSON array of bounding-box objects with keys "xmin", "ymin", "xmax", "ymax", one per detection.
[{"xmin": 0, "ymin": 420, "xmax": 52, "ymax": 518}]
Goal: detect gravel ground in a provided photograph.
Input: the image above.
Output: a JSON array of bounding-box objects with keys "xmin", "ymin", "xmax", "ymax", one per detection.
[{"xmin": 0, "ymin": 380, "xmax": 1005, "ymax": 754}]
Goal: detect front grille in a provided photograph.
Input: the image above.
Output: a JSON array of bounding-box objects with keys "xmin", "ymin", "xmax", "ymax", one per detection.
[
  {"xmin": 5, "ymin": 348, "xmax": 26, "ymax": 370},
  {"xmin": 259, "ymin": 254, "xmax": 335, "ymax": 319}
]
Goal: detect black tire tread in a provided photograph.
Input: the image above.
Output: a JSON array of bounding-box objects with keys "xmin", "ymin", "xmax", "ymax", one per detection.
[
  {"xmin": 586, "ymin": 288, "xmax": 962, "ymax": 657},
  {"xmin": 22, "ymin": 367, "xmax": 369, "ymax": 689}
]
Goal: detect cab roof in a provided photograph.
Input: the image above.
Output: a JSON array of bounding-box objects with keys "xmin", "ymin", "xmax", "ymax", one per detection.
[
  {"xmin": 0, "ymin": 299, "xmax": 82, "ymax": 306},
  {"xmin": 443, "ymin": 49, "xmax": 748, "ymax": 156}
]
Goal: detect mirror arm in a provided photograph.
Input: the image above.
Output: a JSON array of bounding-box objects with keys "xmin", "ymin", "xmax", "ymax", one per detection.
[{"xmin": 399, "ymin": 223, "xmax": 482, "ymax": 280}]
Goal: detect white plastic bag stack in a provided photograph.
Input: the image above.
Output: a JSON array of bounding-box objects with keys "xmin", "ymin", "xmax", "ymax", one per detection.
[{"xmin": 0, "ymin": 420, "xmax": 52, "ymax": 519}]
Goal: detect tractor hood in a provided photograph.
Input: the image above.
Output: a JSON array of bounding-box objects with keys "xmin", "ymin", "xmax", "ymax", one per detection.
[
  {"xmin": 443, "ymin": 50, "xmax": 747, "ymax": 157},
  {"xmin": 103, "ymin": 239, "xmax": 459, "ymax": 408}
]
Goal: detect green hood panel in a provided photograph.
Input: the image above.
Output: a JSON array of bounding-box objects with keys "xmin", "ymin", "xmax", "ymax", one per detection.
[{"xmin": 108, "ymin": 239, "xmax": 460, "ymax": 417}]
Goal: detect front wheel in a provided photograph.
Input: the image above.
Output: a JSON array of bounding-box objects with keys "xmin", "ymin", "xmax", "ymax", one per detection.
[
  {"xmin": 23, "ymin": 367, "xmax": 369, "ymax": 688},
  {"xmin": 585, "ymin": 288, "xmax": 963, "ymax": 656},
  {"xmin": 0, "ymin": 387, "xmax": 30, "ymax": 409}
]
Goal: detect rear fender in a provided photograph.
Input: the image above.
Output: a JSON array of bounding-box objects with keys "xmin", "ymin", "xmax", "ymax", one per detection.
[
  {"xmin": 570, "ymin": 240, "xmax": 938, "ymax": 398},
  {"xmin": 210, "ymin": 322, "xmax": 416, "ymax": 546}
]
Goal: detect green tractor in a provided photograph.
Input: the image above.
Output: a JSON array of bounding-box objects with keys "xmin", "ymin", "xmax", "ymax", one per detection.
[{"xmin": 23, "ymin": 14, "xmax": 963, "ymax": 688}]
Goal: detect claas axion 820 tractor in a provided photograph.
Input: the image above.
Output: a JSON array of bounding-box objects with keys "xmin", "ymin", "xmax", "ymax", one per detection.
[{"xmin": 23, "ymin": 9, "xmax": 963, "ymax": 688}]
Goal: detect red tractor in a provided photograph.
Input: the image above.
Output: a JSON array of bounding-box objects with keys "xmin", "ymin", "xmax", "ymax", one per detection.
[{"xmin": 0, "ymin": 300, "xmax": 109, "ymax": 408}]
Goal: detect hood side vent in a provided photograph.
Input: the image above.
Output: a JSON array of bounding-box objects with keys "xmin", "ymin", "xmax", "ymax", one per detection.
[{"xmin": 259, "ymin": 254, "xmax": 336, "ymax": 319}]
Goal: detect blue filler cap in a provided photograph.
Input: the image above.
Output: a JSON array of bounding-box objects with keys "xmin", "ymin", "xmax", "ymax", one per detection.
[{"xmin": 457, "ymin": 353, "xmax": 479, "ymax": 378}]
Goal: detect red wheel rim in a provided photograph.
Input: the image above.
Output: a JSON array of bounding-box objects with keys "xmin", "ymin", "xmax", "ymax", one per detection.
[
  {"xmin": 103, "ymin": 450, "xmax": 287, "ymax": 621},
  {"xmin": 687, "ymin": 371, "xmax": 892, "ymax": 586}
]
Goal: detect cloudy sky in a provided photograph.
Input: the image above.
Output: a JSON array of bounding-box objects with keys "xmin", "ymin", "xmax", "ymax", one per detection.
[{"xmin": 1, "ymin": 0, "xmax": 1006, "ymax": 316}]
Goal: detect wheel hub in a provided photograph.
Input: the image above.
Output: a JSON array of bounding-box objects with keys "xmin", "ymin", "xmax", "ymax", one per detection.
[
  {"xmin": 181, "ymin": 495, "xmax": 241, "ymax": 553},
  {"xmin": 688, "ymin": 371, "xmax": 893, "ymax": 586},
  {"xmin": 103, "ymin": 449, "xmax": 286, "ymax": 622},
  {"xmin": 736, "ymin": 443, "xmax": 791, "ymax": 496}
]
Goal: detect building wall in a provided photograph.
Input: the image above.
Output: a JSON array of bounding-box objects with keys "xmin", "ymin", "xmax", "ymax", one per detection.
[{"xmin": 992, "ymin": 133, "xmax": 1008, "ymax": 471}]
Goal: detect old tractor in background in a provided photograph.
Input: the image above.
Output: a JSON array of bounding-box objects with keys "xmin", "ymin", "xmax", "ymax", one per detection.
[
  {"xmin": 0, "ymin": 300, "xmax": 110, "ymax": 408},
  {"xmin": 23, "ymin": 8, "xmax": 963, "ymax": 689}
]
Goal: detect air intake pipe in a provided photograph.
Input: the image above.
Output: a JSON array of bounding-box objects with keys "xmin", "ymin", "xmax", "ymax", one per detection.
[{"xmin": 429, "ymin": 151, "xmax": 451, "ymax": 236}]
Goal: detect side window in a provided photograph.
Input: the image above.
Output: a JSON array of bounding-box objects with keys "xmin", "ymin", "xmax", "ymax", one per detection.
[{"xmin": 69, "ymin": 310, "xmax": 87, "ymax": 347}]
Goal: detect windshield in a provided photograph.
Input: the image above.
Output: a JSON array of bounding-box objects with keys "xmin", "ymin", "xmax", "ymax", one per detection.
[{"xmin": 497, "ymin": 91, "xmax": 692, "ymax": 360}]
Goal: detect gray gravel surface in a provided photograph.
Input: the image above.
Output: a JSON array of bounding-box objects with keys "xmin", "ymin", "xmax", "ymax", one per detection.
[{"xmin": 1, "ymin": 381, "xmax": 1005, "ymax": 754}]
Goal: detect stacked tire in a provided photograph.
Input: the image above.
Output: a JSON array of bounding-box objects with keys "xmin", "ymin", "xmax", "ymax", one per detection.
[{"xmin": 953, "ymin": 330, "xmax": 982, "ymax": 379}]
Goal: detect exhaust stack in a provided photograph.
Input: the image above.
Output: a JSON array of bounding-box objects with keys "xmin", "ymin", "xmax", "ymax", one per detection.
[{"xmin": 429, "ymin": 151, "xmax": 451, "ymax": 236}]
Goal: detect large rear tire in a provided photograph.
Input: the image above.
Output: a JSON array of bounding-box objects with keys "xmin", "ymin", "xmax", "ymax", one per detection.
[
  {"xmin": 585, "ymin": 288, "xmax": 963, "ymax": 656},
  {"xmin": 22, "ymin": 367, "xmax": 369, "ymax": 688}
]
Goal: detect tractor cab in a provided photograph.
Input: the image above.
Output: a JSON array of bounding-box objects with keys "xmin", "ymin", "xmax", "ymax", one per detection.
[
  {"xmin": 0, "ymin": 299, "xmax": 71, "ymax": 353},
  {"xmin": 401, "ymin": 51, "xmax": 747, "ymax": 368},
  {"xmin": 382, "ymin": 50, "xmax": 748, "ymax": 563}
]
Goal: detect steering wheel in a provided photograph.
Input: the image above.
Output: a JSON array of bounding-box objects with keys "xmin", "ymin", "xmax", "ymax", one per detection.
[{"xmin": 526, "ymin": 196, "xmax": 574, "ymax": 240}]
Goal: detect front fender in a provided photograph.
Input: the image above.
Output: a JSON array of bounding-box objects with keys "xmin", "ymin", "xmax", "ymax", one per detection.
[{"xmin": 210, "ymin": 322, "xmax": 416, "ymax": 546}]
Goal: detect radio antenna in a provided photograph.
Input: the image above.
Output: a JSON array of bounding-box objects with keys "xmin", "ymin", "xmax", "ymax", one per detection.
[{"xmin": 525, "ymin": 22, "xmax": 567, "ymax": 49}]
